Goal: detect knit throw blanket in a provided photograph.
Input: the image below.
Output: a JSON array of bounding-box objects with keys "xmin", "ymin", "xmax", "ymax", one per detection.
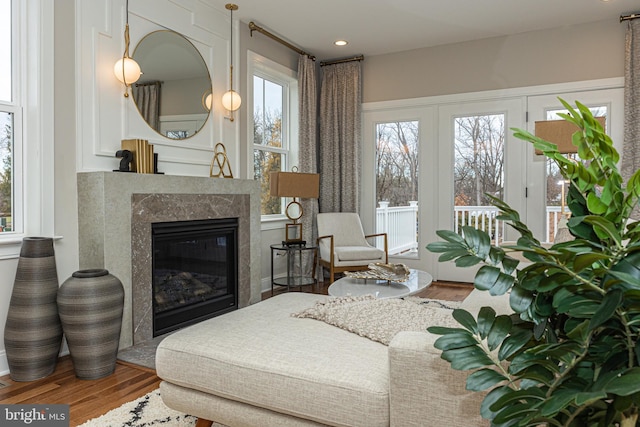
[{"xmin": 292, "ymin": 295, "xmax": 461, "ymax": 345}]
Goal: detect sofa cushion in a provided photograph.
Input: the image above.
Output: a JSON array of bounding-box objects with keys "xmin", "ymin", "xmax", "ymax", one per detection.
[{"xmin": 156, "ymin": 293, "xmax": 390, "ymax": 427}]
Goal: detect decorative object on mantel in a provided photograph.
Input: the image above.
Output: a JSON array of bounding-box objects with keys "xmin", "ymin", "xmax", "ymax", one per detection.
[
  {"xmin": 113, "ymin": 0, "xmax": 141, "ymax": 97},
  {"xmin": 209, "ymin": 142, "xmax": 234, "ymax": 178},
  {"xmin": 121, "ymin": 139, "xmax": 157, "ymax": 173},
  {"xmin": 4, "ymin": 237, "xmax": 63, "ymax": 381},
  {"xmin": 344, "ymin": 262, "xmax": 411, "ymax": 282},
  {"xmin": 114, "ymin": 149, "xmax": 134, "ymax": 172},
  {"xmin": 57, "ymin": 269, "xmax": 124, "ymax": 380}
]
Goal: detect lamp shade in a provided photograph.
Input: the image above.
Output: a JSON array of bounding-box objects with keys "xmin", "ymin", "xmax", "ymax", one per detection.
[
  {"xmin": 270, "ymin": 171, "xmax": 320, "ymax": 198},
  {"xmin": 222, "ymin": 89, "xmax": 242, "ymax": 112},
  {"xmin": 113, "ymin": 57, "xmax": 141, "ymax": 85},
  {"xmin": 534, "ymin": 117, "xmax": 605, "ymax": 154}
]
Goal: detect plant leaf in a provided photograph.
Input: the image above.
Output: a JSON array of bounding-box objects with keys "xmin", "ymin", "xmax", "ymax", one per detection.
[
  {"xmin": 432, "ymin": 331, "xmax": 477, "ymax": 351},
  {"xmin": 452, "ymin": 309, "xmax": 478, "ymax": 334},
  {"xmin": 604, "ymin": 367, "xmax": 640, "ymax": 396},
  {"xmin": 588, "ymin": 288, "xmax": 623, "ymax": 331},
  {"xmin": 466, "ymin": 368, "xmax": 508, "ymax": 391},
  {"xmin": 498, "ymin": 329, "xmax": 532, "ymax": 361},
  {"xmin": 487, "ymin": 315, "xmax": 512, "ymax": 352}
]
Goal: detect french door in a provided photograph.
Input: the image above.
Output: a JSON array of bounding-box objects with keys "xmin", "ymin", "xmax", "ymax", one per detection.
[
  {"xmin": 437, "ymin": 98, "xmax": 525, "ymax": 282},
  {"xmin": 362, "ymin": 81, "xmax": 624, "ymax": 284},
  {"xmin": 525, "ymin": 89, "xmax": 624, "ymax": 243}
]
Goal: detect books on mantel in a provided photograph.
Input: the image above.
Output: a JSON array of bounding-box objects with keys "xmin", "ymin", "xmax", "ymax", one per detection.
[{"xmin": 121, "ymin": 139, "xmax": 154, "ymax": 173}]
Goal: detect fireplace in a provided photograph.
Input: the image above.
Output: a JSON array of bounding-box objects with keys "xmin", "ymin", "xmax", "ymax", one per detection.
[
  {"xmin": 152, "ymin": 218, "xmax": 238, "ymax": 337},
  {"xmin": 77, "ymin": 172, "xmax": 262, "ymax": 348}
]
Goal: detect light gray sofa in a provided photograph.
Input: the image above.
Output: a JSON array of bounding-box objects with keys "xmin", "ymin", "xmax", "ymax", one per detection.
[{"xmin": 156, "ymin": 288, "xmax": 510, "ymax": 427}]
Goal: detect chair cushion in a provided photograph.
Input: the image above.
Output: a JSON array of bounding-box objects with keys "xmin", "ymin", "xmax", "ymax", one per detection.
[
  {"xmin": 156, "ymin": 293, "xmax": 390, "ymax": 427},
  {"xmin": 335, "ymin": 246, "xmax": 385, "ymax": 262}
]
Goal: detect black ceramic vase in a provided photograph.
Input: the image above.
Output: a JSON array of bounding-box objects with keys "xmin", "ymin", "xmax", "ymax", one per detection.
[
  {"xmin": 4, "ymin": 237, "xmax": 63, "ymax": 381},
  {"xmin": 57, "ymin": 269, "xmax": 124, "ymax": 380}
]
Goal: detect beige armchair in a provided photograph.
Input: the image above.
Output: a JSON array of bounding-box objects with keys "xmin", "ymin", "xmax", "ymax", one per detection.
[{"xmin": 316, "ymin": 212, "xmax": 388, "ymax": 283}]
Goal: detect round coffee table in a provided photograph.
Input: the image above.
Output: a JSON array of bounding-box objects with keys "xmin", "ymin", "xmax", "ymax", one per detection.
[{"xmin": 328, "ymin": 269, "xmax": 433, "ymax": 299}]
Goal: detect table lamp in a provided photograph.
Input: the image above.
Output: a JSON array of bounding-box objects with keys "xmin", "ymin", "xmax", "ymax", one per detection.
[{"xmin": 270, "ymin": 168, "xmax": 320, "ymax": 244}]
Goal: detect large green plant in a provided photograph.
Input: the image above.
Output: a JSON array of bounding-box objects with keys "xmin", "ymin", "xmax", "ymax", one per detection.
[{"xmin": 426, "ymin": 99, "xmax": 640, "ymax": 427}]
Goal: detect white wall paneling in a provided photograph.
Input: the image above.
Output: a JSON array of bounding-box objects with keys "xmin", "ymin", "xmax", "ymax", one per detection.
[{"xmin": 76, "ymin": 0, "xmax": 240, "ymax": 176}]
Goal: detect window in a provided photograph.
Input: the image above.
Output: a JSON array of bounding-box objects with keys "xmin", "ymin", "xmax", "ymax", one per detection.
[
  {"xmin": 0, "ymin": 0, "xmax": 54, "ymax": 257},
  {"xmin": 0, "ymin": 0, "xmax": 14, "ymax": 233},
  {"xmin": 453, "ymin": 113, "xmax": 506, "ymax": 243},
  {"xmin": 375, "ymin": 121, "xmax": 419, "ymax": 256},
  {"xmin": 248, "ymin": 52, "xmax": 298, "ymax": 218},
  {"xmin": 544, "ymin": 105, "xmax": 608, "ymax": 242}
]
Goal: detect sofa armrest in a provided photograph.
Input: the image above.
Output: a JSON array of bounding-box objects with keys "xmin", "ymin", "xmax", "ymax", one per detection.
[{"xmin": 389, "ymin": 331, "xmax": 489, "ymax": 427}]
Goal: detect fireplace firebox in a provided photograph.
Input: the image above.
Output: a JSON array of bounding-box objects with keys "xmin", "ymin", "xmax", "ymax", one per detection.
[{"xmin": 152, "ymin": 218, "xmax": 238, "ymax": 337}]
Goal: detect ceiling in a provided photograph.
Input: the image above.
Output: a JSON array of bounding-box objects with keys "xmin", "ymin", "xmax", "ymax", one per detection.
[{"xmin": 210, "ymin": 0, "xmax": 639, "ymax": 61}]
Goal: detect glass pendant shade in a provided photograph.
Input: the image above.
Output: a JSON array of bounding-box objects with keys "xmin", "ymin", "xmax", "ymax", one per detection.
[
  {"xmin": 203, "ymin": 93, "xmax": 213, "ymax": 111},
  {"xmin": 113, "ymin": 56, "xmax": 141, "ymax": 85},
  {"xmin": 222, "ymin": 89, "xmax": 241, "ymax": 112}
]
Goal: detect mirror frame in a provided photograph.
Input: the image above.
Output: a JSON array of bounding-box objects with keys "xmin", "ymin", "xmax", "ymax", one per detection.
[{"xmin": 132, "ymin": 30, "xmax": 212, "ymax": 140}]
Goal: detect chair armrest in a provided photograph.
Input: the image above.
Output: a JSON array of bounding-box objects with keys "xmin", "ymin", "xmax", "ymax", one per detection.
[
  {"xmin": 365, "ymin": 232, "xmax": 388, "ymax": 263},
  {"xmin": 316, "ymin": 234, "xmax": 334, "ymax": 263},
  {"xmin": 388, "ymin": 331, "xmax": 488, "ymax": 427}
]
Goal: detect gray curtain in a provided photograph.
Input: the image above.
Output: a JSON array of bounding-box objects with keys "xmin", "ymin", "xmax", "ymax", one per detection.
[
  {"xmin": 318, "ymin": 61, "xmax": 362, "ymax": 213},
  {"xmin": 298, "ymin": 55, "xmax": 319, "ymax": 245},
  {"xmin": 133, "ymin": 81, "xmax": 161, "ymax": 131},
  {"xmin": 622, "ymin": 19, "xmax": 640, "ymax": 218}
]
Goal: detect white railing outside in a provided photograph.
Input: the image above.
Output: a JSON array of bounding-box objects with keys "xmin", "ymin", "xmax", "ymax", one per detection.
[
  {"xmin": 376, "ymin": 201, "xmax": 419, "ymax": 255},
  {"xmin": 375, "ymin": 203, "xmax": 564, "ymax": 254},
  {"xmin": 546, "ymin": 206, "xmax": 563, "ymax": 243},
  {"xmin": 454, "ymin": 205, "xmax": 504, "ymax": 245}
]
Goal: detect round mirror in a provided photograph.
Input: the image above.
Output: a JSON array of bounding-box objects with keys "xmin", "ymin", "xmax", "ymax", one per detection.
[{"xmin": 132, "ymin": 31, "xmax": 211, "ymax": 140}]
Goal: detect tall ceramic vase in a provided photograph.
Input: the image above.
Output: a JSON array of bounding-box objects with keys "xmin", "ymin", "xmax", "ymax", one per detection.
[
  {"xmin": 4, "ymin": 237, "xmax": 63, "ymax": 381},
  {"xmin": 57, "ymin": 269, "xmax": 124, "ymax": 380}
]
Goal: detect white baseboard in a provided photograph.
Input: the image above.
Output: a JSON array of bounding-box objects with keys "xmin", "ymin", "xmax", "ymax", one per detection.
[{"xmin": 0, "ymin": 350, "xmax": 8, "ymax": 377}]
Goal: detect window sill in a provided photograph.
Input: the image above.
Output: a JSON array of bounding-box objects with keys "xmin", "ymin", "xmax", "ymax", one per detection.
[
  {"xmin": 0, "ymin": 235, "xmax": 63, "ymax": 260},
  {"xmin": 261, "ymin": 215, "xmax": 288, "ymax": 232}
]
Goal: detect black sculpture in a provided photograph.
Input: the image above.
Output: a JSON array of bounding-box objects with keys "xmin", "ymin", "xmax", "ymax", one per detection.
[{"xmin": 114, "ymin": 149, "xmax": 134, "ymax": 172}]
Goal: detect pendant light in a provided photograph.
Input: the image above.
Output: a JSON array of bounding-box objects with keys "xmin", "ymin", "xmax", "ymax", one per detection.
[
  {"xmin": 113, "ymin": 0, "xmax": 142, "ymax": 97},
  {"xmin": 221, "ymin": 3, "xmax": 241, "ymax": 121}
]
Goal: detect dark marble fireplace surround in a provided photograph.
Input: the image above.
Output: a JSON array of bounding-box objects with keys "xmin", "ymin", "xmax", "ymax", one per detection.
[{"xmin": 77, "ymin": 172, "xmax": 262, "ymax": 349}]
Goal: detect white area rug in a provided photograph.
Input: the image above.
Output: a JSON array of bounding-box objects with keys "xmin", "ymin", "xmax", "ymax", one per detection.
[
  {"xmin": 78, "ymin": 389, "xmax": 226, "ymax": 427},
  {"xmin": 292, "ymin": 295, "xmax": 461, "ymax": 345}
]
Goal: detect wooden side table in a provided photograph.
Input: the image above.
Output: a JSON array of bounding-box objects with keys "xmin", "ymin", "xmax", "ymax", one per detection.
[{"xmin": 270, "ymin": 243, "xmax": 317, "ymax": 294}]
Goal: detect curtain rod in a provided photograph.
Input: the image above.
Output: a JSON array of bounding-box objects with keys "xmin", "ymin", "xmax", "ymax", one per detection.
[
  {"xmin": 320, "ymin": 55, "xmax": 365, "ymax": 67},
  {"xmin": 620, "ymin": 12, "xmax": 640, "ymax": 22},
  {"xmin": 248, "ymin": 21, "xmax": 316, "ymax": 61}
]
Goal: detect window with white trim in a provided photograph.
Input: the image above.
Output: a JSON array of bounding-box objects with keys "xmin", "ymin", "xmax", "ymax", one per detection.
[
  {"xmin": 0, "ymin": 0, "xmax": 17, "ymax": 234},
  {"xmin": 0, "ymin": 0, "xmax": 54, "ymax": 257},
  {"xmin": 248, "ymin": 52, "xmax": 298, "ymax": 218}
]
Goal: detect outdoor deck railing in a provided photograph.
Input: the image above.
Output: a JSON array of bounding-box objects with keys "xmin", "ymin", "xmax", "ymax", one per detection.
[
  {"xmin": 375, "ymin": 203, "xmax": 564, "ymax": 255},
  {"xmin": 376, "ymin": 201, "xmax": 419, "ymax": 255}
]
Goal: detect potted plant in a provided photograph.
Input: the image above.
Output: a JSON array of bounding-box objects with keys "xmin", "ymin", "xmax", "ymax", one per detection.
[{"xmin": 426, "ymin": 99, "xmax": 640, "ymax": 427}]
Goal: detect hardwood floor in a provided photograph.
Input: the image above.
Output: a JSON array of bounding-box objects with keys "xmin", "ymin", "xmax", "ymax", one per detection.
[
  {"xmin": 0, "ymin": 357, "xmax": 160, "ymax": 426},
  {"xmin": 0, "ymin": 280, "xmax": 472, "ymax": 426}
]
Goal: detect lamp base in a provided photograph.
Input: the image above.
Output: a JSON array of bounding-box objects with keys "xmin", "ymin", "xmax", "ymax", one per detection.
[{"xmin": 285, "ymin": 223, "xmax": 303, "ymax": 242}]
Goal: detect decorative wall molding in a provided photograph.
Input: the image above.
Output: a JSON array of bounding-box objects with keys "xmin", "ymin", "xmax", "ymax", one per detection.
[{"xmin": 76, "ymin": 0, "xmax": 241, "ymax": 177}]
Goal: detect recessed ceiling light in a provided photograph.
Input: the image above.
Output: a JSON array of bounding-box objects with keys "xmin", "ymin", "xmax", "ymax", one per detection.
[{"xmin": 334, "ymin": 40, "xmax": 348, "ymax": 46}]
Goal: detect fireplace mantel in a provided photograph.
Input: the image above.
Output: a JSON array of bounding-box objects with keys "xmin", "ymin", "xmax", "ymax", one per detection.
[{"xmin": 77, "ymin": 172, "xmax": 262, "ymax": 349}]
